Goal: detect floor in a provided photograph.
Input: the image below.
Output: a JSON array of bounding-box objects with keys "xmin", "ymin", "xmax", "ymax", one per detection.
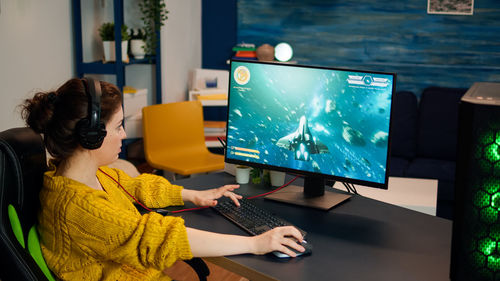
[{"xmin": 164, "ymin": 259, "xmax": 248, "ymax": 281}]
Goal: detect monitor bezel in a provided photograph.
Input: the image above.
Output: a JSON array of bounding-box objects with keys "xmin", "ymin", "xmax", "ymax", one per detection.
[{"xmin": 224, "ymin": 59, "xmax": 396, "ymax": 190}]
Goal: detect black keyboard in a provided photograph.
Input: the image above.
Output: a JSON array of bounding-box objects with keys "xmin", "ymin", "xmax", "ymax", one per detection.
[{"xmin": 212, "ymin": 198, "xmax": 307, "ymax": 238}]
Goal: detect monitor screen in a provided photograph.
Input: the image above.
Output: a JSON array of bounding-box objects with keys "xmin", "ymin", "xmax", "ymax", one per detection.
[{"xmin": 225, "ymin": 60, "xmax": 395, "ymax": 206}]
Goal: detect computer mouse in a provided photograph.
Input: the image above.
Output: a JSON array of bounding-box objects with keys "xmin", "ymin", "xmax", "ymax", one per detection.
[{"xmin": 272, "ymin": 240, "xmax": 312, "ymax": 258}]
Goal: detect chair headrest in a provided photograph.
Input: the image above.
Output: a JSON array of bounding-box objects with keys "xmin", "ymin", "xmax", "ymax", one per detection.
[{"xmin": 0, "ymin": 127, "xmax": 47, "ymax": 233}]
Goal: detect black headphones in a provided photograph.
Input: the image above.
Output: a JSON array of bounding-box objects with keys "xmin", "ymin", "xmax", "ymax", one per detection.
[{"xmin": 75, "ymin": 77, "xmax": 107, "ymax": 149}]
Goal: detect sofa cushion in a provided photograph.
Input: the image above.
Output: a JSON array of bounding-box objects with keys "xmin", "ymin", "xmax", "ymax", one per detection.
[
  {"xmin": 416, "ymin": 87, "xmax": 467, "ymax": 161},
  {"xmin": 388, "ymin": 156, "xmax": 410, "ymax": 177},
  {"xmin": 405, "ymin": 158, "xmax": 456, "ymax": 214},
  {"xmin": 405, "ymin": 158, "xmax": 456, "ymax": 182},
  {"xmin": 435, "ymin": 181, "xmax": 455, "ymax": 207},
  {"xmin": 390, "ymin": 91, "xmax": 418, "ymax": 160}
]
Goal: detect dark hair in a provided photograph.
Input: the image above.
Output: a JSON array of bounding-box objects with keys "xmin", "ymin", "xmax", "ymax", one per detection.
[{"xmin": 21, "ymin": 78, "xmax": 122, "ymax": 162}]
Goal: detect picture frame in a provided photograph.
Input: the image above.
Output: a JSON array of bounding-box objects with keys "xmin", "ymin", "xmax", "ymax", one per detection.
[{"xmin": 427, "ymin": 0, "xmax": 474, "ymax": 15}]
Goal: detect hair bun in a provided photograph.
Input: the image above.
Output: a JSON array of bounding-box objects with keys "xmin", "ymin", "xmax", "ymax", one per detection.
[
  {"xmin": 21, "ymin": 91, "xmax": 58, "ymax": 134},
  {"xmin": 47, "ymin": 92, "xmax": 58, "ymax": 104}
]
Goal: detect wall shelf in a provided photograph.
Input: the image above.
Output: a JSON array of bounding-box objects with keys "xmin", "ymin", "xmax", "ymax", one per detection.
[{"xmin": 72, "ymin": 0, "xmax": 162, "ymax": 104}]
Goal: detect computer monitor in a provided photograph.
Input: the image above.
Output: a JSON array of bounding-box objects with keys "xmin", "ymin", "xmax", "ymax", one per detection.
[{"xmin": 225, "ymin": 60, "xmax": 396, "ymax": 210}]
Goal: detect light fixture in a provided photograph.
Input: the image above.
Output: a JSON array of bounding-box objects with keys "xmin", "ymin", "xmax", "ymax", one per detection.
[{"xmin": 274, "ymin": 42, "xmax": 293, "ymax": 62}]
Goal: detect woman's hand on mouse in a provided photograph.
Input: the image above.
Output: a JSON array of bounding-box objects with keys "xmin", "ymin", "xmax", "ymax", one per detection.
[{"xmin": 252, "ymin": 226, "xmax": 305, "ymax": 257}]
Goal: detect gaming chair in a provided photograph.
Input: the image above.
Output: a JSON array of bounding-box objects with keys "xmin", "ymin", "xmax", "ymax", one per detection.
[
  {"xmin": 0, "ymin": 127, "xmax": 48, "ymax": 280},
  {"xmin": 0, "ymin": 127, "xmax": 209, "ymax": 280}
]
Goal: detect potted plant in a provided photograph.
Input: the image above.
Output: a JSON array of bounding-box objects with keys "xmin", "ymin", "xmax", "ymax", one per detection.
[
  {"xmin": 129, "ymin": 28, "xmax": 146, "ymax": 60},
  {"xmin": 98, "ymin": 22, "xmax": 130, "ymax": 62},
  {"xmin": 138, "ymin": 0, "xmax": 169, "ymax": 56},
  {"xmin": 250, "ymin": 168, "xmax": 270, "ymax": 185}
]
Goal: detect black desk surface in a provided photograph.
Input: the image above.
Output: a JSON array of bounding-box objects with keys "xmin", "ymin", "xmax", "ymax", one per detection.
[{"xmin": 172, "ymin": 172, "xmax": 452, "ymax": 281}]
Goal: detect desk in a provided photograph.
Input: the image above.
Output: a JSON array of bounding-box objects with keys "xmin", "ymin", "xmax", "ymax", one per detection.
[
  {"xmin": 333, "ymin": 177, "xmax": 438, "ymax": 216},
  {"xmin": 172, "ymin": 173, "xmax": 452, "ymax": 281}
]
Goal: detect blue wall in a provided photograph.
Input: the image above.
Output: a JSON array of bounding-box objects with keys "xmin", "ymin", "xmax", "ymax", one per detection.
[
  {"xmin": 202, "ymin": 0, "xmax": 500, "ymax": 96},
  {"xmin": 202, "ymin": 0, "xmax": 237, "ymax": 70},
  {"xmin": 236, "ymin": 0, "xmax": 500, "ymax": 95}
]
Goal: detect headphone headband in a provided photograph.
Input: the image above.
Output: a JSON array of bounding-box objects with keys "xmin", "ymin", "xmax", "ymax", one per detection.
[{"xmin": 84, "ymin": 78, "xmax": 102, "ymax": 129}]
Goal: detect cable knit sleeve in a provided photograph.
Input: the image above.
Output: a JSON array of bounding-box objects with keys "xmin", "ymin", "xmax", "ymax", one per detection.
[
  {"xmin": 99, "ymin": 166, "xmax": 185, "ymax": 208},
  {"xmin": 65, "ymin": 191, "xmax": 193, "ymax": 271}
]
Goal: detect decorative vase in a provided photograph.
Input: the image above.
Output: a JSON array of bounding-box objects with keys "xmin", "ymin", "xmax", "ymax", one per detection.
[
  {"xmin": 256, "ymin": 44, "xmax": 275, "ymax": 61},
  {"xmin": 130, "ymin": 39, "xmax": 146, "ymax": 59},
  {"xmin": 102, "ymin": 41, "xmax": 129, "ymax": 62}
]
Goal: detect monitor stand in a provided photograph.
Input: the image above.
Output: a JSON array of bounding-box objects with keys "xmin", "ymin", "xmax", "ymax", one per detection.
[{"xmin": 265, "ymin": 177, "xmax": 351, "ymax": 210}]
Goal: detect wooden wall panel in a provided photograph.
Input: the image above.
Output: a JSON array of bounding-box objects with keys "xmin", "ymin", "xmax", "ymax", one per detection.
[{"xmin": 237, "ymin": 0, "xmax": 500, "ymax": 95}]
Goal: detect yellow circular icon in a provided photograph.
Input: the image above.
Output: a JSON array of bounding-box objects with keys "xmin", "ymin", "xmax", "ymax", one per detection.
[{"xmin": 234, "ymin": 66, "xmax": 250, "ymax": 85}]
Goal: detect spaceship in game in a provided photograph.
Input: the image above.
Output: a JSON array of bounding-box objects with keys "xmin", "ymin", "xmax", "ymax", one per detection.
[{"xmin": 276, "ymin": 116, "xmax": 329, "ymax": 161}]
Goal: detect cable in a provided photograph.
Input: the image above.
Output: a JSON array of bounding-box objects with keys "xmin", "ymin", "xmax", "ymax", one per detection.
[
  {"xmin": 342, "ymin": 182, "xmax": 352, "ymax": 193},
  {"xmin": 98, "ymin": 168, "xmax": 155, "ymax": 213},
  {"xmin": 170, "ymin": 206, "xmax": 209, "ymax": 214},
  {"xmin": 350, "ymin": 183, "xmax": 358, "ymax": 195},
  {"xmin": 166, "ymin": 176, "xmax": 299, "ymax": 214},
  {"xmin": 99, "ymin": 167, "xmax": 299, "ymax": 214},
  {"xmin": 247, "ymin": 175, "xmax": 299, "ymax": 199},
  {"xmin": 341, "ymin": 182, "xmax": 359, "ymax": 195},
  {"xmin": 217, "ymin": 137, "xmax": 227, "ymax": 149},
  {"xmin": 343, "ymin": 182, "xmax": 358, "ymax": 195}
]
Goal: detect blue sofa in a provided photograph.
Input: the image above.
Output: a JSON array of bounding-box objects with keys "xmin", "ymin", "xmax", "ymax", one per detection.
[{"xmin": 389, "ymin": 87, "xmax": 468, "ymax": 220}]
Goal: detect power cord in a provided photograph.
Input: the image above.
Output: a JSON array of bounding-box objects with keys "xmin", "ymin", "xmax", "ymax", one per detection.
[
  {"xmin": 99, "ymin": 167, "xmax": 300, "ymax": 215},
  {"xmin": 342, "ymin": 182, "xmax": 358, "ymax": 195},
  {"xmin": 171, "ymin": 175, "xmax": 300, "ymax": 213}
]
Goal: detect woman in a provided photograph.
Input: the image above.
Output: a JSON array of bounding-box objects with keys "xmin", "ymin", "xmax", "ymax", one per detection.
[{"xmin": 21, "ymin": 78, "xmax": 304, "ymax": 281}]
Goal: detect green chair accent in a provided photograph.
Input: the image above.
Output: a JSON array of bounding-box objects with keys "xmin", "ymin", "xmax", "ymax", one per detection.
[
  {"xmin": 27, "ymin": 225, "xmax": 56, "ymax": 281},
  {"xmin": 7, "ymin": 204, "xmax": 55, "ymax": 280},
  {"xmin": 8, "ymin": 204, "xmax": 25, "ymax": 248}
]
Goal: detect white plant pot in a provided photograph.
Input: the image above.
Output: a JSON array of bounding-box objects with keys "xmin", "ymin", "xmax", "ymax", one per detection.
[
  {"xmin": 130, "ymin": 39, "xmax": 146, "ymax": 59},
  {"xmin": 269, "ymin": 170, "xmax": 286, "ymax": 187},
  {"xmin": 102, "ymin": 41, "xmax": 129, "ymax": 62}
]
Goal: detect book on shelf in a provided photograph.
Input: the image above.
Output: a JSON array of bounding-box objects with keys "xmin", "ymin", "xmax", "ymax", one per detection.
[
  {"xmin": 204, "ymin": 126, "xmax": 226, "ymax": 131},
  {"xmin": 234, "ymin": 50, "xmax": 257, "ymax": 58},
  {"xmin": 204, "ymin": 129, "xmax": 226, "ymax": 137},
  {"xmin": 204, "ymin": 121, "xmax": 226, "ymax": 139},
  {"xmin": 205, "ymin": 135, "xmax": 226, "ymax": 141},
  {"xmin": 232, "ymin": 43, "xmax": 256, "ymax": 52},
  {"xmin": 205, "ymin": 135, "xmax": 226, "ymax": 148},
  {"xmin": 204, "ymin": 121, "xmax": 226, "ymax": 134},
  {"xmin": 204, "ymin": 126, "xmax": 226, "ymax": 132},
  {"xmin": 204, "ymin": 120, "xmax": 226, "ymax": 128},
  {"xmin": 193, "ymin": 93, "xmax": 227, "ymax": 101},
  {"xmin": 205, "ymin": 132, "xmax": 225, "ymax": 137},
  {"xmin": 232, "ymin": 43, "xmax": 257, "ymax": 61},
  {"xmin": 189, "ymin": 88, "xmax": 228, "ymax": 106}
]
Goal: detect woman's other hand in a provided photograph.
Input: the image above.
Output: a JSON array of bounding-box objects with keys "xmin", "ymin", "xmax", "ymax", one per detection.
[{"xmin": 182, "ymin": 185, "xmax": 242, "ymax": 207}]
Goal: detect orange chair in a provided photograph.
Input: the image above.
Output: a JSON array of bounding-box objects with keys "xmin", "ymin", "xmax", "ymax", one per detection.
[{"xmin": 142, "ymin": 101, "xmax": 224, "ymax": 178}]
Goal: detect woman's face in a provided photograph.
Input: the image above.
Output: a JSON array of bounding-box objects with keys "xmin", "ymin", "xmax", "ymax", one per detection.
[{"xmin": 93, "ymin": 107, "xmax": 126, "ymax": 166}]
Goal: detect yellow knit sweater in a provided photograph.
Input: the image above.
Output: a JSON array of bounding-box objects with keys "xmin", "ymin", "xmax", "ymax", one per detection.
[{"xmin": 38, "ymin": 164, "xmax": 193, "ymax": 281}]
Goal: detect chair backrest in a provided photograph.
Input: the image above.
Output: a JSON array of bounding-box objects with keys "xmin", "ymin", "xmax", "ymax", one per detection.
[
  {"xmin": 0, "ymin": 127, "xmax": 48, "ymax": 280},
  {"xmin": 142, "ymin": 100, "xmax": 209, "ymax": 162}
]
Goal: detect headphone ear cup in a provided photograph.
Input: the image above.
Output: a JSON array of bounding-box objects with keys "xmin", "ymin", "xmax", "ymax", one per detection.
[{"xmin": 75, "ymin": 118, "xmax": 107, "ymax": 149}]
